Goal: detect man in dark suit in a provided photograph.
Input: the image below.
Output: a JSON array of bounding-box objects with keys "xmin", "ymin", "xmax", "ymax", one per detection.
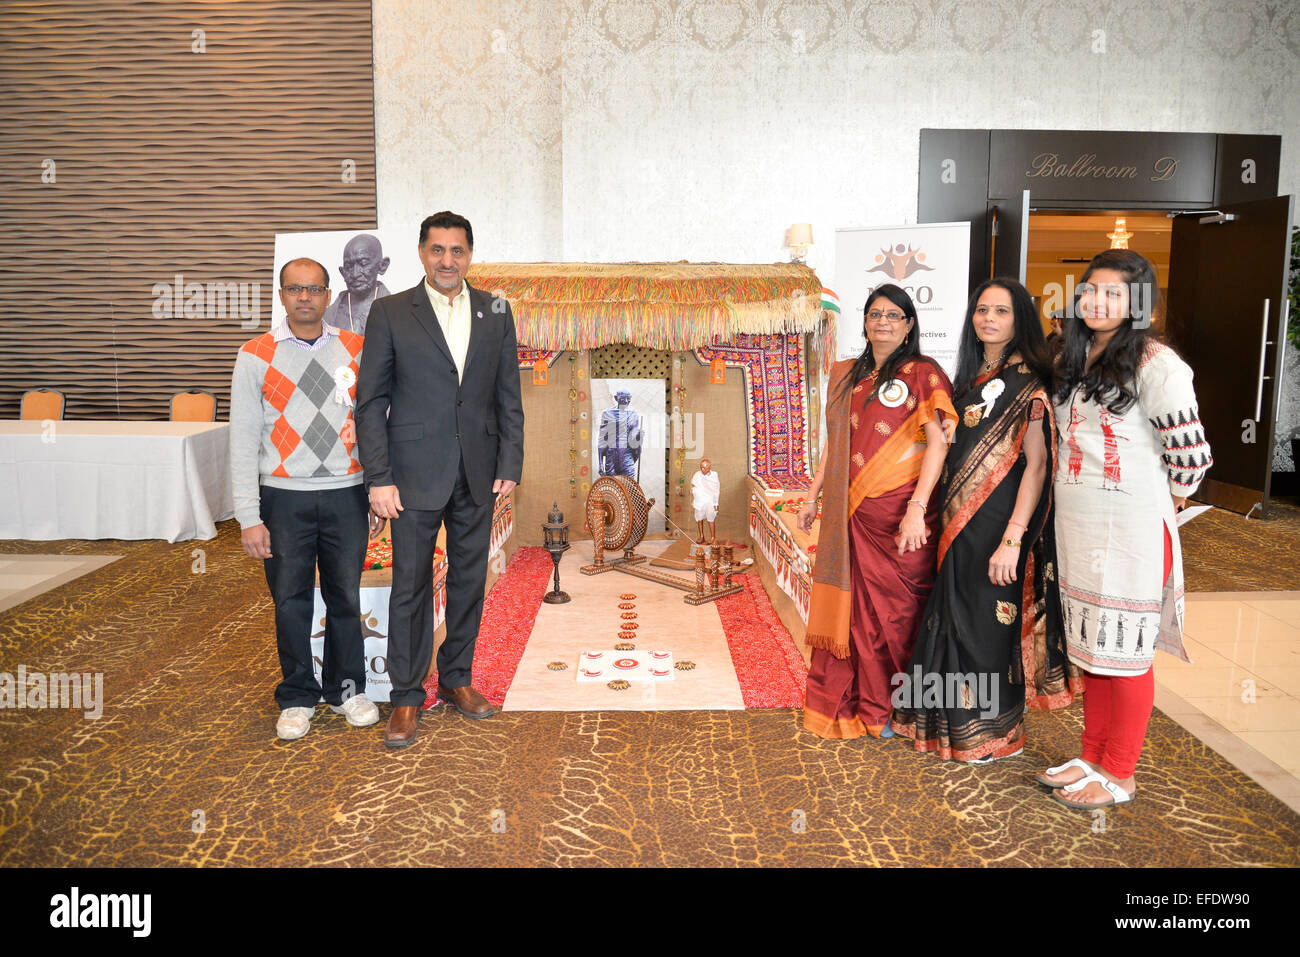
[{"xmin": 355, "ymin": 211, "xmax": 524, "ymax": 748}]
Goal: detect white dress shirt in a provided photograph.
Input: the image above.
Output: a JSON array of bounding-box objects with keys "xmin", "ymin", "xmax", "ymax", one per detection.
[{"xmin": 425, "ymin": 278, "xmax": 471, "ymax": 382}]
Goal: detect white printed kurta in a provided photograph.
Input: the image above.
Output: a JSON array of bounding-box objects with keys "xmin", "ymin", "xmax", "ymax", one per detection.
[{"xmin": 1053, "ymin": 342, "xmax": 1211, "ymax": 675}]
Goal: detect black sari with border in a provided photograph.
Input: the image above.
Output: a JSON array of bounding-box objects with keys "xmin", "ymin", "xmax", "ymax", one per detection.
[{"xmin": 890, "ymin": 362, "xmax": 1082, "ymax": 761}]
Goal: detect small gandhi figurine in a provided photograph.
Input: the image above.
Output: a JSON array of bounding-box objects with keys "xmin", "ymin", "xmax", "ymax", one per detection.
[{"xmin": 691, "ymin": 458, "xmax": 720, "ymax": 546}]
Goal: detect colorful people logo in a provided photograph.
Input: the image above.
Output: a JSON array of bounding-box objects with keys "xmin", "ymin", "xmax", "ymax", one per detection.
[{"xmin": 868, "ymin": 243, "xmax": 935, "ymax": 281}]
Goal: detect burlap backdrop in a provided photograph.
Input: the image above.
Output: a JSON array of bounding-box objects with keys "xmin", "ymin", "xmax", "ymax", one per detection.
[{"xmin": 513, "ymin": 351, "xmax": 748, "ymax": 546}]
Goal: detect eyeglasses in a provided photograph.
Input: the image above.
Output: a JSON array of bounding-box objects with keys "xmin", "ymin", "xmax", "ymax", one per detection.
[
  {"xmin": 867, "ymin": 310, "xmax": 907, "ymax": 324},
  {"xmin": 283, "ymin": 284, "xmax": 327, "ymax": 296}
]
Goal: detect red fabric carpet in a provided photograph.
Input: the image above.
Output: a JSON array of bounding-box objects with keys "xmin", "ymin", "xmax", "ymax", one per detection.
[
  {"xmin": 714, "ymin": 576, "xmax": 807, "ymax": 708},
  {"xmin": 423, "ymin": 546, "xmax": 554, "ymax": 707},
  {"xmin": 426, "ymin": 546, "xmax": 807, "ymax": 709}
]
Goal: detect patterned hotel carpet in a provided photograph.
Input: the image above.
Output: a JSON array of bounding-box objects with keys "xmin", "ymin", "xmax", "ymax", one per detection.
[
  {"xmin": 0, "ymin": 520, "xmax": 1298, "ymax": 867},
  {"xmin": 1180, "ymin": 497, "xmax": 1300, "ymax": 592}
]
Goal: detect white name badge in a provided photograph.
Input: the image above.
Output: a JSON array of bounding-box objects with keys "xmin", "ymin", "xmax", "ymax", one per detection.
[{"xmin": 878, "ymin": 379, "xmax": 909, "ymax": 408}]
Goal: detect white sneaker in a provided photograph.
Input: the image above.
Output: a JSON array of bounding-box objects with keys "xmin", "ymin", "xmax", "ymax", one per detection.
[
  {"xmin": 276, "ymin": 706, "xmax": 314, "ymax": 740},
  {"xmin": 330, "ymin": 694, "xmax": 380, "ymax": 728}
]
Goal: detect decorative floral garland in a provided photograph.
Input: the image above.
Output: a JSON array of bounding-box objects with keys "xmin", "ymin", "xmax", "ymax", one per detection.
[
  {"xmin": 566, "ymin": 353, "xmax": 577, "ymax": 501},
  {"xmin": 673, "ymin": 360, "xmax": 688, "ymax": 501}
]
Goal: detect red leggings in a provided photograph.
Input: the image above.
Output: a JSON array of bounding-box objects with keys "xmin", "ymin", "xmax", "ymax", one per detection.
[
  {"xmin": 1079, "ymin": 525, "xmax": 1171, "ymax": 779},
  {"xmin": 1080, "ymin": 667, "xmax": 1155, "ymax": 779}
]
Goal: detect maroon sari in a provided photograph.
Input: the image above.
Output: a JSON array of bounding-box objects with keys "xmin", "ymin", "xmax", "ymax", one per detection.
[{"xmin": 804, "ymin": 358, "xmax": 956, "ymax": 738}]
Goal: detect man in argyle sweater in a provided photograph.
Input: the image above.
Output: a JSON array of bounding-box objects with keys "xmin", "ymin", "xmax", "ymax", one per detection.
[{"xmin": 230, "ymin": 257, "xmax": 382, "ymax": 741}]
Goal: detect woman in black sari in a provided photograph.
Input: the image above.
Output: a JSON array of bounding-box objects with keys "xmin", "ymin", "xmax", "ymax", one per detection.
[{"xmin": 890, "ymin": 278, "xmax": 1081, "ymax": 762}]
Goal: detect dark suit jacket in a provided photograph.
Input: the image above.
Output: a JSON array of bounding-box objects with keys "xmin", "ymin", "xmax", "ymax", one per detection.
[{"xmin": 355, "ymin": 280, "xmax": 524, "ymax": 508}]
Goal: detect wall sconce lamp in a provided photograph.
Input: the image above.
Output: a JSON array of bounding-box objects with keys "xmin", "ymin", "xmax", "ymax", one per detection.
[{"xmin": 787, "ymin": 223, "xmax": 814, "ymax": 264}]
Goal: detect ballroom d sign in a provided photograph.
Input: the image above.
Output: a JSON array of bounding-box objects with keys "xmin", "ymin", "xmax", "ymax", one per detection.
[{"xmin": 987, "ymin": 130, "xmax": 1217, "ymax": 204}]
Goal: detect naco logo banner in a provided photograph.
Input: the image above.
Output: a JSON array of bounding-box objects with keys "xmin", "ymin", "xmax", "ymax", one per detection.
[
  {"xmin": 833, "ymin": 222, "xmax": 971, "ymax": 377},
  {"xmin": 309, "ymin": 559, "xmax": 449, "ymax": 703}
]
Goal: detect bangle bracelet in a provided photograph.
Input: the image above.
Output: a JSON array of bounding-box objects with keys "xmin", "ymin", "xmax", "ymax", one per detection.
[
  {"xmin": 1003, "ymin": 538, "xmax": 1022, "ymax": 547},
  {"xmin": 907, "ymin": 499, "xmax": 926, "ymax": 510}
]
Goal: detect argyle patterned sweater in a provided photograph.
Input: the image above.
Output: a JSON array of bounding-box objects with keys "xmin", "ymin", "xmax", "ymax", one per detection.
[{"xmin": 229, "ymin": 330, "xmax": 364, "ymax": 529}]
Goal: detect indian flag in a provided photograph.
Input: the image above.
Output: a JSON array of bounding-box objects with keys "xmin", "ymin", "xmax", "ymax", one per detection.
[{"xmin": 819, "ymin": 287, "xmax": 840, "ymax": 314}]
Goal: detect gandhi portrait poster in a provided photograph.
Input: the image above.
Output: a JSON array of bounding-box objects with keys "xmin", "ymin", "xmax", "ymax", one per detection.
[{"xmin": 272, "ymin": 228, "xmax": 421, "ymax": 335}]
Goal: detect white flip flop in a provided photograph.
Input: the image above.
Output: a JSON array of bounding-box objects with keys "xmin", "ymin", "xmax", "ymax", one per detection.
[
  {"xmin": 1034, "ymin": 757, "xmax": 1091, "ymax": 788},
  {"xmin": 1053, "ymin": 770, "xmax": 1135, "ymax": 809}
]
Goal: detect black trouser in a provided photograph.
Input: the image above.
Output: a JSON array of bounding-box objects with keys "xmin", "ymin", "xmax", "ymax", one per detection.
[
  {"xmin": 260, "ymin": 483, "xmax": 368, "ymax": 709},
  {"xmin": 387, "ymin": 455, "xmax": 491, "ymax": 706}
]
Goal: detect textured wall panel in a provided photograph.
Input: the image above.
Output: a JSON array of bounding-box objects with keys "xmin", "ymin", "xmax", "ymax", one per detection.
[
  {"xmin": 372, "ymin": 0, "xmax": 1300, "ymax": 469},
  {"xmin": 589, "ymin": 344, "xmax": 670, "ymax": 379},
  {"xmin": 0, "ymin": 1, "xmax": 378, "ymax": 419}
]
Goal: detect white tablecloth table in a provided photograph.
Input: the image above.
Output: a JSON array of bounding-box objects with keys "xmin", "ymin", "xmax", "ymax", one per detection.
[{"xmin": 0, "ymin": 421, "xmax": 234, "ymax": 542}]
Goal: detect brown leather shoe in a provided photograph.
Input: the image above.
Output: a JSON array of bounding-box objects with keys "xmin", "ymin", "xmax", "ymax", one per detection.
[
  {"xmin": 437, "ymin": 684, "xmax": 494, "ymax": 719},
  {"xmin": 384, "ymin": 704, "xmax": 420, "ymax": 748}
]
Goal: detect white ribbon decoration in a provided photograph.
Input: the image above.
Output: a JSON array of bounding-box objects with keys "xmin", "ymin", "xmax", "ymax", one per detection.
[
  {"xmin": 334, "ymin": 366, "xmax": 357, "ymax": 407},
  {"xmin": 970, "ymin": 378, "xmax": 1005, "ymax": 420}
]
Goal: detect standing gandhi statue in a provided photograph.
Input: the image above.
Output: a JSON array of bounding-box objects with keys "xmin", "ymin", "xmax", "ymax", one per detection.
[{"xmin": 598, "ymin": 389, "xmax": 642, "ymax": 479}]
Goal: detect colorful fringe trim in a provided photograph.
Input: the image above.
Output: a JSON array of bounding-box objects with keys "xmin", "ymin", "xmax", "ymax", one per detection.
[{"xmin": 468, "ymin": 262, "xmax": 823, "ymax": 350}]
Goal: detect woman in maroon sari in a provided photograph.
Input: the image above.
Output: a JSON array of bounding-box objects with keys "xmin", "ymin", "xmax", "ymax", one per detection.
[
  {"xmin": 891, "ymin": 278, "xmax": 1081, "ymax": 761},
  {"xmin": 800, "ymin": 284, "xmax": 956, "ymax": 739}
]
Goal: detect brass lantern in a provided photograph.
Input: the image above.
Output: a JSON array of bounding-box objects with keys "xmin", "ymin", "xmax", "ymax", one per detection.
[{"xmin": 542, "ymin": 502, "xmax": 571, "ymax": 604}]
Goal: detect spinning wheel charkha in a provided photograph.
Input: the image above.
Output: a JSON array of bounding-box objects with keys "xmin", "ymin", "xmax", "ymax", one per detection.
[
  {"xmin": 583, "ymin": 476, "xmax": 654, "ymax": 567},
  {"xmin": 578, "ymin": 476, "xmax": 741, "ymax": 602}
]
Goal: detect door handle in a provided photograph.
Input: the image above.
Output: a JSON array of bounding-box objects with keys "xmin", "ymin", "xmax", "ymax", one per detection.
[{"xmin": 1255, "ymin": 300, "xmax": 1272, "ymax": 422}]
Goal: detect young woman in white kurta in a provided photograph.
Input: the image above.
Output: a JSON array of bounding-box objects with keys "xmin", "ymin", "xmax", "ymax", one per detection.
[
  {"xmin": 1037, "ymin": 250, "xmax": 1211, "ymax": 809},
  {"xmin": 1057, "ymin": 340, "xmax": 1207, "ymax": 673}
]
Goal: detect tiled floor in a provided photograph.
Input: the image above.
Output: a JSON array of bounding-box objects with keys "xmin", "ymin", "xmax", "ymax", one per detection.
[
  {"xmin": 1156, "ymin": 592, "xmax": 1300, "ymax": 812},
  {"xmin": 0, "ymin": 554, "xmax": 121, "ymax": 614}
]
